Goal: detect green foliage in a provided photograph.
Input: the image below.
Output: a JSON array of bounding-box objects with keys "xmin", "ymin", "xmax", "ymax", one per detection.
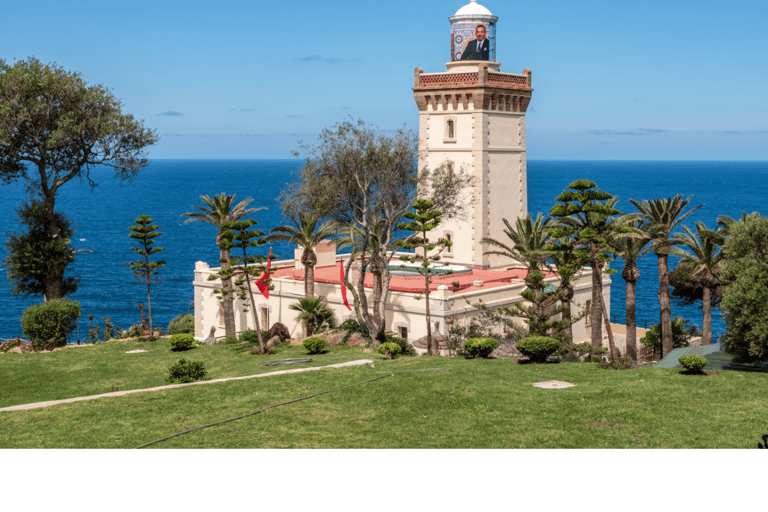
[
  {"xmin": 166, "ymin": 359, "xmax": 208, "ymax": 384},
  {"xmin": 3, "ymin": 200, "xmax": 80, "ymax": 299},
  {"xmin": 239, "ymin": 329, "xmax": 266, "ymax": 344},
  {"xmin": 303, "ymin": 337, "xmax": 327, "ymax": 354},
  {"xmin": 720, "ymin": 214, "xmax": 768, "ymax": 359},
  {"xmin": 377, "ymin": 341, "xmax": 402, "ymax": 359},
  {"xmin": 670, "ymin": 260, "xmax": 723, "ymax": 307},
  {"xmin": 463, "ymin": 337, "xmax": 499, "ymax": 359},
  {"xmin": 517, "ymin": 336, "xmax": 562, "ymax": 363},
  {"xmin": 102, "ymin": 317, "xmax": 114, "ymax": 341},
  {"xmin": 565, "ymin": 342, "xmax": 608, "ymax": 361},
  {"xmin": 168, "ymin": 314, "xmax": 195, "ymax": 335},
  {"xmin": 222, "ymin": 335, "xmax": 240, "ymax": 345},
  {"xmin": 340, "ymin": 319, "xmax": 370, "ymax": 345},
  {"xmin": 598, "ymin": 355, "xmax": 634, "ymax": 370},
  {"xmin": 290, "ymin": 296, "xmax": 338, "ymax": 337},
  {"xmin": 385, "ymin": 335, "xmax": 416, "ymax": 357},
  {"xmin": 447, "ymin": 301, "xmax": 527, "ymax": 355},
  {"xmin": 21, "ymin": 298, "xmax": 81, "ymax": 350},
  {"xmin": 169, "ymin": 334, "xmax": 196, "ymax": 351},
  {"xmin": 640, "ymin": 316, "xmax": 695, "ymax": 350},
  {"xmin": 125, "ymin": 215, "xmax": 165, "ymax": 335},
  {"xmin": 678, "ymin": 354, "xmax": 709, "ymax": 373}
]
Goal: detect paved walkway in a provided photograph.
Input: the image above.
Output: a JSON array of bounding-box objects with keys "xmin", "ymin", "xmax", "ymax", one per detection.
[{"xmin": 0, "ymin": 359, "xmax": 374, "ymax": 412}]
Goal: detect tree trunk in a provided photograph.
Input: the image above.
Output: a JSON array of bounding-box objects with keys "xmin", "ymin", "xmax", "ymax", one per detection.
[
  {"xmin": 561, "ymin": 298, "xmax": 573, "ymax": 343},
  {"xmin": 220, "ymin": 246, "xmax": 236, "ymax": 338},
  {"xmin": 305, "ymin": 263, "xmax": 315, "ymax": 298},
  {"xmin": 599, "ymin": 289, "xmax": 618, "ymax": 363},
  {"xmin": 656, "ymin": 252, "xmax": 673, "ymax": 357},
  {"xmin": 146, "ymin": 280, "xmax": 154, "ymax": 336},
  {"xmin": 702, "ymin": 286, "xmax": 712, "ymax": 346},
  {"xmin": 590, "ymin": 253, "xmax": 604, "ymax": 349},
  {"xmin": 625, "ymin": 280, "xmax": 637, "ymax": 362}
]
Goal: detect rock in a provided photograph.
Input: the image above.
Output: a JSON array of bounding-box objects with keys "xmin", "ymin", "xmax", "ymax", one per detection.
[
  {"xmin": 266, "ymin": 335, "xmax": 281, "ymax": 348},
  {"xmin": 363, "ymin": 348, "xmax": 372, "ymax": 353},
  {"xmin": 265, "ymin": 322, "xmax": 290, "ymax": 341},
  {"xmin": 8, "ymin": 347, "xmax": 22, "ymax": 354},
  {"xmin": 347, "ymin": 332, "xmax": 366, "ymax": 347},
  {"xmin": 52, "ymin": 347, "xmax": 63, "ymax": 352},
  {"xmin": 412, "ymin": 335, "xmax": 449, "ymax": 350},
  {"xmin": 323, "ymin": 329, "xmax": 348, "ymax": 346},
  {"xmin": 203, "ymin": 326, "xmax": 217, "ymax": 346},
  {"xmin": 490, "ymin": 342, "xmax": 523, "ymax": 359}
]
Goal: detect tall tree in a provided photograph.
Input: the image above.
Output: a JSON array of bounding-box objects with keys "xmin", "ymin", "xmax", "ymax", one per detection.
[
  {"xmin": 4, "ymin": 200, "xmax": 80, "ymax": 300},
  {"xmin": 267, "ymin": 210, "xmax": 340, "ymax": 298},
  {"xmin": 290, "ymin": 119, "xmax": 473, "ymax": 346},
  {"xmin": 397, "ymin": 198, "xmax": 452, "ymax": 355},
  {"xmin": 209, "ymin": 219, "xmax": 272, "ymax": 351},
  {"xmin": 720, "ymin": 214, "xmax": 768, "ymax": 359},
  {"xmin": 126, "ymin": 215, "xmax": 165, "ymax": 336},
  {"xmin": 0, "ymin": 58, "xmax": 158, "ymax": 300},
  {"xmin": 629, "ymin": 195, "xmax": 703, "ymax": 357},
  {"xmin": 610, "ymin": 221, "xmax": 653, "ymax": 361},
  {"xmin": 547, "ymin": 235, "xmax": 589, "ymax": 345},
  {"xmin": 673, "ymin": 221, "xmax": 725, "ymax": 346},
  {"xmin": 549, "ymin": 180, "xmax": 634, "ymax": 362},
  {"xmin": 181, "ymin": 193, "xmax": 262, "ymax": 338}
]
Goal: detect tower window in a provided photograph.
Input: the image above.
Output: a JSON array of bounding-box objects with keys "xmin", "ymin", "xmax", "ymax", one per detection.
[
  {"xmin": 448, "ymin": 120, "xmax": 454, "ymax": 138},
  {"xmin": 444, "ymin": 116, "xmax": 457, "ymax": 143}
]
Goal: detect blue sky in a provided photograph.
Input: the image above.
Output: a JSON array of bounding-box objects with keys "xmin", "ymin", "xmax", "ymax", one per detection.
[{"xmin": 3, "ymin": 0, "xmax": 767, "ymax": 160}]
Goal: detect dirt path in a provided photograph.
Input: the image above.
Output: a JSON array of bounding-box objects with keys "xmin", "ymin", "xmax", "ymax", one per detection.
[{"xmin": 0, "ymin": 359, "xmax": 374, "ymax": 412}]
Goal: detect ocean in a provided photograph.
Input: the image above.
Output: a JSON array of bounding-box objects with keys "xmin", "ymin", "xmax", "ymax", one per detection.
[{"xmin": 1, "ymin": 159, "xmax": 765, "ymax": 342}]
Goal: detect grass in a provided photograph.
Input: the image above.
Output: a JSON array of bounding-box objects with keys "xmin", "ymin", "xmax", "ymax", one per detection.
[{"xmin": 1, "ymin": 338, "xmax": 767, "ymax": 448}]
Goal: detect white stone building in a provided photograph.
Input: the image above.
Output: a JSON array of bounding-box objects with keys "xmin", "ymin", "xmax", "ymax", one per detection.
[{"xmin": 192, "ymin": 1, "xmax": 610, "ymax": 351}]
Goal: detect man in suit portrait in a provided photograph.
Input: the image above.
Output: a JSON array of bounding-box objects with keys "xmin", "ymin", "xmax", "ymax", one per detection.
[{"xmin": 460, "ymin": 24, "xmax": 490, "ymax": 60}]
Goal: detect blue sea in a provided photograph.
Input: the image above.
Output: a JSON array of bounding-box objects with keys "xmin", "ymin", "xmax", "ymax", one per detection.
[{"xmin": 1, "ymin": 159, "xmax": 765, "ymax": 342}]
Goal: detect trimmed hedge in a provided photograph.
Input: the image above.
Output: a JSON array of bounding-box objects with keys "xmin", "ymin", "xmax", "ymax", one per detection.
[
  {"xmin": 303, "ymin": 337, "xmax": 327, "ymax": 354},
  {"xmin": 679, "ymin": 354, "xmax": 709, "ymax": 373},
  {"xmin": 168, "ymin": 314, "xmax": 194, "ymax": 335},
  {"xmin": 463, "ymin": 337, "xmax": 499, "ymax": 359},
  {"xmin": 517, "ymin": 336, "xmax": 561, "ymax": 363},
  {"xmin": 167, "ymin": 359, "xmax": 208, "ymax": 383},
  {"xmin": 169, "ymin": 333, "xmax": 196, "ymax": 351},
  {"xmin": 21, "ymin": 298, "xmax": 81, "ymax": 350},
  {"xmin": 385, "ymin": 335, "xmax": 416, "ymax": 357},
  {"xmin": 377, "ymin": 341, "xmax": 402, "ymax": 359}
]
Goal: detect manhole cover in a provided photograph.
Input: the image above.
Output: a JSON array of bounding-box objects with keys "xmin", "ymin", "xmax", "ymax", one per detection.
[{"xmin": 532, "ymin": 380, "xmax": 575, "ymax": 389}]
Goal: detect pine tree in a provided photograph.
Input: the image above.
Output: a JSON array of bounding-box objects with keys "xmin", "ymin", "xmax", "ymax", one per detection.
[{"xmin": 126, "ymin": 215, "xmax": 165, "ymax": 336}]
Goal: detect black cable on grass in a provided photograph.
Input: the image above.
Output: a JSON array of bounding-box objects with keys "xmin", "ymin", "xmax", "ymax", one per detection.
[{"xmin": 134, "ymin": 367, "xmax": 451, "ymax": 449}]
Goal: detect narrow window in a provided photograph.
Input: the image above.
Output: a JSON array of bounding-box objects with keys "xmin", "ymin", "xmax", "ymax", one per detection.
[
  {"xmin": 448, "ymin": 119, "xmax": 454, "ymax": 138},
  {"xmin": 445, "ymin": 232, "xmax": 452, "ymax": 255}
]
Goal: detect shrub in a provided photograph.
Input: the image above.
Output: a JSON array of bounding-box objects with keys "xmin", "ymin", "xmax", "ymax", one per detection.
[
  {"xmin": 222, "ymin": 335, "xmax": 240, "ymax": 345},
  {"xmin": 385, "ymin": 335, "xmax": 416, "ymax": 357},
  {"xmin": 516, "ymin": 336, "xmax": 561, "ymax": 363},
  {"xmin": 168, "ymin": 314, "xmax": 195, "ymax": 335},
  {"xmin": 377, "ymin": 341, "xmax": 401, "ymax": 359},
  {"xmin": 239, "ymin": 329, "xmax": 267, "ymax": 344},
  {"xmin": 566, "ymin": 342, "xmax": 608, "ymax": 361},
  {"xmin": 167, "ymin": 359, "xmax": 208, "ymax": 383},
  {"xmin": 340, "ymin": 319, "xmax": 370, "ymax": 345},
  {"xmin": 169, "ymin": 333, "xmax": 196, "ymax": 351},
  {"xmin": 463, "ymin": 337, "xmax": 499, "ymax": 359},
  {"xmin": 599, "ymin": 355, "xmax": 634, "ymax": 370},
  {"xmin": 102, "ymin": 317, "xmax": 114, "ymax": 341},
  {"xmin": 21, "ymin": 298, "xmax": 81, "ymax": 350},
  {"xmin": 679, "ymin": 354, "xmax": 709, "ymax": 373},
  {"xmin": 303, "ymin": 337, "xmax": 327, "ymax": 354}
]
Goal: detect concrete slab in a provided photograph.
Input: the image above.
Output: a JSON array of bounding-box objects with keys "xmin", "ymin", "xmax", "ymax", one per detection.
[{"xmin": 532, "ymin": 380, "xmax": 576, "ymax": 389}]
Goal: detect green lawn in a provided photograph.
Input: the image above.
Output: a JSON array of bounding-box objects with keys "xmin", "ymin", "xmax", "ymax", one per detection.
[{"xmin": 1, "ymin": 338, "xmax": 766, "ymax": 448}]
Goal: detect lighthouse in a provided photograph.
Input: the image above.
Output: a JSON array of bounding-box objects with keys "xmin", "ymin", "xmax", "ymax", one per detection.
[{"xmin": 413, "ymin": 0, "xmax": 533, "ymax": 268}]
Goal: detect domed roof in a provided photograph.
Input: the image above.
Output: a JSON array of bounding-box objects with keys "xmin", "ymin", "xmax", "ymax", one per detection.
[{"xmin": 454, "ymin": 0, "xmax": 493, "ymax": 17}]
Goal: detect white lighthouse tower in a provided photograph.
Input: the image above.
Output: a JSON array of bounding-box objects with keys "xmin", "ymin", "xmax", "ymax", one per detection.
[{"xmin": 413, "ymin": 0, "xmax": 533, "ymax": 268}]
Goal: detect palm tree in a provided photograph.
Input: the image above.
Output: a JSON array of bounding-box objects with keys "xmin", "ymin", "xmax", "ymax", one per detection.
[
  {"xmin": 267, "ymin": 211, "xmax": 340, "ymax": 298},
  {"xmin": 672, "ymin": 221, "xmax": 724, "ymax": 345},
  {"xmin": 289, "ymin": 296, "xmax": 338, "ymax": 337},
  {"xmin": 610, "ymin": 222, "xmax": 653, "ymax": 362},
  {"xmin": 181, "ymin": 193, "xmax": 262, "ymax": 338},
  {"xmin": 629, "ymin": 195, "xmax": 703, "ymax": 358},
  {"xmin": 483, "ymin": 213, "xmax": 552, "ymax": 320}
]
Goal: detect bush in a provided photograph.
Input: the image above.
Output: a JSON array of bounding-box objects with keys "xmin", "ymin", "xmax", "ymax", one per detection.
[
  {"xmin": 239, "ymin": 329, "xmax": 266, "ymax": 344},
  {"xmin": 222, "ymin": 335, "xmax": 240, "ymax": 345},
  {"xmin": 168, "ymin": 314, "xmax": 195, "ymax": 335},
  {"xmin": 385, "ymin": 335, "xmax": 416, "ymax": 357},
  {"xmin": 377, "ymin": 341, "xmax": 401, "ymax": 359},
  {"xmin": 21, "ymin": 298, "xmax": 81, "ymax": 350},
  {"xmin": 516, "ymin": 336, "xmax": 561, "ymax": 363},
  {"xmin": 167, "ymin": 359, "xmax": 208, "ymax": 383},
  {"xmin": 679, "ymin": 354, "xmax": 709, "ymax": 373},
  {"xmin": 599, "ymin": 355, "xmax": 634, "ymax": 370},
  {"xmin": 340, "ymin": 319, "xmax": 370, "ymax": 345},
  {"xmin": 303, "ymin": 337, "xmax": 327, "ymax": 354},
  {"xmin": 463, "ymin": 337, "xmax": 499, "ymax": 359},
  {"xmin": 102, "ymin": 317, "xmax": 114, "ymax": 341},
  {"xmin": 169, "ymin": 333, "xmax": 196, "ymax": 351}
]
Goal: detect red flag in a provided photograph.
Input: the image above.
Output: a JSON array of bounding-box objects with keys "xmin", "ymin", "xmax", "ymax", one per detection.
[
  {"xmin": 340, "ymin": 260, "xmax": 351, "ymax": 310},
  {"xmin": 256, "ymin": 248, "xmax": 272, "ymax": 299}
]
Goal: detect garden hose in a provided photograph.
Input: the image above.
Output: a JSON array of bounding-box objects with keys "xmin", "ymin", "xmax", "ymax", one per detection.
[
  {"xmin": 258, "ymin": 358, "xmax": 313, "ymax": 366},
  {"xmin": 134, "ymin": 367, "xmax": 451, "ymax": 449}
]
